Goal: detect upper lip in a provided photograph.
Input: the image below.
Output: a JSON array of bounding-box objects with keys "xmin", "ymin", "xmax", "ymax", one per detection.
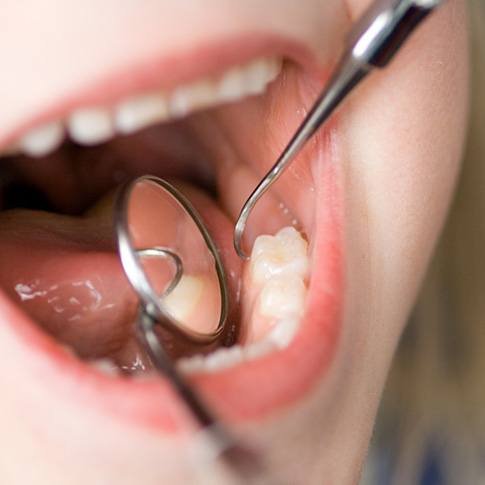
[
  {"xmin": 0, "ymin": 32, "xmax": 318, "ymax": 149},
  {"xmin": 0, "ymin": 31, "xmax": 342, "ymax": 433}
]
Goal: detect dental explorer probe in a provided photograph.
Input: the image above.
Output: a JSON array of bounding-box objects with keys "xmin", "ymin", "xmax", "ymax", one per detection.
[{"xmin": 234, "ymin": 0, "xmax": 444, "ymax": 259}]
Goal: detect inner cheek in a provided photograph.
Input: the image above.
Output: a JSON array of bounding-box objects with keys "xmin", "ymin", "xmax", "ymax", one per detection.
[{"xmin": 193, "ymin": 61, "xmax": 330, "ymax": 247}]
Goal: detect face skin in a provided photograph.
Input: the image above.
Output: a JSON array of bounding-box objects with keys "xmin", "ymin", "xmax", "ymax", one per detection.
[{"xmin": 0, "ymin": 0, "xmax": 469, "ymax": 484}]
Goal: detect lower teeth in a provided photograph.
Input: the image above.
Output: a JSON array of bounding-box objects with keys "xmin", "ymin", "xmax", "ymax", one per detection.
[
  {"xmin": 176, "ymin": 226, "xmax": 309, "ymax": 375},
  {"xmin": 86, "ymin": 226, "xmax": 309, "ymax": 377}
]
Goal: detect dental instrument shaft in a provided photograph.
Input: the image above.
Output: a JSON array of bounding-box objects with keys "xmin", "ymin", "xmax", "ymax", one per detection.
[
  {"xmin": 115, "ymin": 176, "xmax": 272, "ymax": 482},
  {"xmin": 234, "ymin": 0, "xmax": 444, "ymax": 259},
  {"xmin": 137, "ymin": 310, "xmax": 268, "ymax": 483}
]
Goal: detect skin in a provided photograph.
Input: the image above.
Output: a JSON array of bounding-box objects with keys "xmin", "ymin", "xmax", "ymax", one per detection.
[{"xmin": 0, "ymin": 0, "xmax": 469, "ymax": 484}]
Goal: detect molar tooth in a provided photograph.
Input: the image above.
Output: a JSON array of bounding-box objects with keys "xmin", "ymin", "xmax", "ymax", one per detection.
[
  {"xmin": 19, "ymin": 120, "xmax": 64, "ymax": 157},
  {"xmin": 178, "ymin": 346, "xmax": 247, "ymax": 375},
  {"xmin": 163, "ymin": 274, "xmax": 204, "ymax": 323},
  {"xmin": 244, "ymin": 58, "xmax": 280, "ymax": 94},
  {"xmin": 251, "ymin": 226, "xmax": 308, "ymax": 284},
  {"xmin": 244, "ymin": 340, "xmax": 276, "ymax": 360},
  {"xmin": 67, "ymin": 108, "xmax": 114, "ymax": 145},
  {"xmin": 266, "ymin": 57, "xmax": 282, "ymax": 81},
  {"xmin": 275, "ymin": 226, "xmax": 306, "ymax": 245},
  {"xmin": 217, "ymin": 66, "xmax": 246, "ymax": 102},
  {"xmin": 115, "ymin": 93, "xmax": 169, "ymax": 134},
  {"xmin": 258, "ymin": 276, "xmax": 306, "ymax": 320},
  {"xmin": 203, "ymin": 346, "xmax": 244, "ymax": 372},
  {"xmin": 177, "ymin": 355, "xmax": 206, "ymax": 374},
  {"xmin": 267, "ymin": 317, "xmax": 299, "ymax": 349},
  {"xmin": 168, "ymin": 80, "xmax": 217, "ymax": 118}
]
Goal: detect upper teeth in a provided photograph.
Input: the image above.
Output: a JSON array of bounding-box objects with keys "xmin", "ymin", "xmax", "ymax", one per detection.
[
  {"xmin": 9, "ymin": 57, "xmax": 281, "ymax": 158},
  {"xmin": 115, "ymin": 93, "xmax": 169, "ymax": 135},
  {"xmin": 18, "ymin": 120, "xmax": 64, "ymax": 158},
  {"xmin": 67, "ymin": 108, "xmax": 115, "ymax": 146}
]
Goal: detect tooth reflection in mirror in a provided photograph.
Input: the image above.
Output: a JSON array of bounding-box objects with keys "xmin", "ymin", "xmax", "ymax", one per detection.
[{"xmin": 115, "ymin": 176, "xmax": 230, "ymax": 357}]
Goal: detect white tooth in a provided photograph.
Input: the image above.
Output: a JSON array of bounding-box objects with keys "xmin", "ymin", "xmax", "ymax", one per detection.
[
  {"xmin": 58, "ymin": 57, "xmax": 282, "ymax": 147},
  {"xmin": 115, "ymin": 93, "xmax": 169, "ymax": 134},
  {"xmin": 251, "ymin": 226, "xmax": 308, "ymax": 284},
  {"xmin": 177, "ymin": 354, "xmax": 206, "ymax": 374},
  {"xmin": 267, "ymin": 317, "xmax": 299, "ymax": 349},
  {"xmin": 204, "ymin": 346, "xmax": 244, "ymax": 372},
  {"xmin": 259, "ymin": 276, "xmax": 306, "ymax": 320},
  {"xmin": 89, "ymin": 359, "xmax": 119, "ymax": 375},
  {"xmin": 19, "ymin": 121, "xmax": 64, "ymax": 157},
  {"xmin": 267, "ymin": 57, "xmax": 282, "ymax": 81},
  {"xmin": 243, "ymin": 59, "xmax": 268, "ymax": 94},
  {"xmin": 178, "ymin": 345, "xmax": 248, "ymax": 374},
  {"xmin": 14, "ymin": 57, "xmax": 281, "ymax": 159},
  {"xmin": 68, "ymin": 108, "xmax": 114, "ymax": 145},
  {"xmin": 244, "ymin": 58, "xmax": 280, "ymax": 95},
  {"xmin": 217, "ymin": 66, "xmax": 246, "ymax": 102},
  {"xmin": 168, "ymin": 80, "xmax": 217, "ymax": 118},
  {"xmin": 163, "ymin": 274, "xmax": 204, "ymax": 323},
  {"xmin": 244, "ymin": 340, "xmax": 276, "ymax": 360}
]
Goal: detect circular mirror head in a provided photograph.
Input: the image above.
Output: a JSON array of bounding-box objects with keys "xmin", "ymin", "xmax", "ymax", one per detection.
[{"xmin": 115, "ymin": 176, "xmax": 228, "ymax": 346}]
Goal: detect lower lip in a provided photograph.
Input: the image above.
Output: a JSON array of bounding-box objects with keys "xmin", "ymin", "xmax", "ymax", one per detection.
[{"xmin": 0, "ymin": 139, "xmax": 342, "ymax": 436}]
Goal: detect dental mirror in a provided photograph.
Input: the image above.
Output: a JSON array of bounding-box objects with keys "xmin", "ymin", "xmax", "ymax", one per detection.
[
  {"xmin": 115, "ymin": 177, "xmax": 266, "ymax": 482},
  {"xmin": 115, "ymin": 175, "xmax": 229, "ymax": 352}
]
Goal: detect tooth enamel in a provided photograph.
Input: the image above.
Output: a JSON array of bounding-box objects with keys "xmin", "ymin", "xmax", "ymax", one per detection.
[
  {"xmin": 115, "ymin": 93, "xmax": 169, "ymax": 134},
  {"xmin": 177, "ymin": 354, "xmax": 206, "ymax": 374},
  {"xmin": 244, "ymin": 58, "xmax": 281, "ymax": 94},
  {"xmin": 217, "ymin": 65, "xmax": 247, "ymax": 102},
  {"xmin": 244, "ymin": 339, "xmax": 276, "ymax": 360},
  {"xmin": 169, "ymin": 80, "xmax": 217, "ymax": 118},
  {"xmin": 19, "ymin": 121, "xmax": 64, "ymax": 157},
  {"xmin": 204, "ymin": 345, "xmax": 244, "ymax": 372},
  {"xmin": 268, "ymin": 57, "xmax": 282, "ymax": 79},
  {"xmin": 175, "ymin": 227, "xmax": 308, "ymax": 374},
  {"xmin": 258, "ymin": 276, "xmax": 306, "ymax": 319},
  {"xmin": 163, "ymin": 274, "xmax": 204, "ymax": 322},
  {"xmin": 177, "ymin": 338, "xmax": 277, "ymax": 375},
  {"xmin": 11, "ymin": 57, "xmax": 281, "ymax": 152},
  {"xmin": 251, "ymin": 226, "xmax": 309, "ymax": 284},
  {"xmin": 67, "ymin": 108, "xmax": 114, "ymax": 145},
  {"xmin": 267, "ymin": 317, "xmax": 299, "ymax": 349}
]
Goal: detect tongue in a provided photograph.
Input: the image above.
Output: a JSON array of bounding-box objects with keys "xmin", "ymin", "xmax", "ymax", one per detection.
[{"xmin": 0, "ymin": 182, "xmax": 242, "ymax": 369}]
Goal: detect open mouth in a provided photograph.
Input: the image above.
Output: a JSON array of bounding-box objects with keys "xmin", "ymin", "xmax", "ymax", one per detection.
[{"xmin": 0, "ymin": 34, "xmax": 343, "ymax": 432}]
